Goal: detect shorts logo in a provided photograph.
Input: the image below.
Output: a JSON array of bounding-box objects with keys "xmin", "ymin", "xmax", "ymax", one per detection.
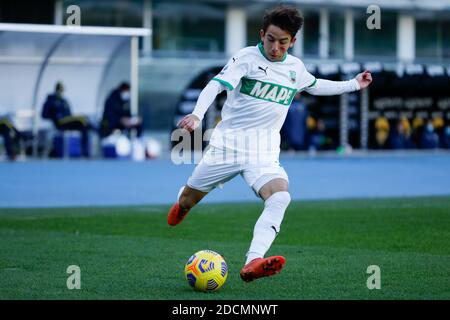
[{"xmin": 240, "ymin": 77, "xmax": 296, "ymax": 106}]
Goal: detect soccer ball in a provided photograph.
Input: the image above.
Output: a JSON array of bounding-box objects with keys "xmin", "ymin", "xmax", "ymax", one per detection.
[{"xmin": 184, "ymin": 250, "xmax": 228, "ymax": 292}]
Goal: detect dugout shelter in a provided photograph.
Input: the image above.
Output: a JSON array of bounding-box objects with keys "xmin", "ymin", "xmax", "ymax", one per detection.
[{"xmin": 0, "ymin": 23, "xmax": 150, "ymax": 156}]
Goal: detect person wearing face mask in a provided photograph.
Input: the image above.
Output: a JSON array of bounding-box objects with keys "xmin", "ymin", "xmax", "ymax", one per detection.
[
  {"xmin": 419, "ymin": 119, "xmax": 440, "ymax": 149},
  {"xmin": 41, "ymin": 81, "xmax": 94, "ymax": 158},
  {"xmin": 100, "ymin": 82, "xmax": 142, "ymax": 139}
]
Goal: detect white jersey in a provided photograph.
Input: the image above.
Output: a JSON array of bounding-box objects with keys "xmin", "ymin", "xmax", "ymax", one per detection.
[{"xmin": 208, "ymin": 43, "xmax": 316, "ymax": 163}]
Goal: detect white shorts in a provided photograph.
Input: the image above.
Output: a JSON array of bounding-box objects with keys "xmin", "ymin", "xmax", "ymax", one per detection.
[{"xmin": 187, "ymin": 146, "xmax": 289, "ymax": 197}]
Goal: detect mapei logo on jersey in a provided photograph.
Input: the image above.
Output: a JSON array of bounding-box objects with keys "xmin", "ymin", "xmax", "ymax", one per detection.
[{"xmin": 240, "ymin": 77, "xmax": 297, "ymax": 106}]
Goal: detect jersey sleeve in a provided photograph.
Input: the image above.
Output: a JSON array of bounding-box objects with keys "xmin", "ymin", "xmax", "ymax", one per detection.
[
  {"xmin": 191, "ymin": 80, "xmax": 225, "ymax": 121},
  {"xmin": 305, "ymin": 78, "xmax": 360, "ymax": 96},
  {"xmin": 212, "ymin": 50, "xmax": 250, "ymax": 90},
  {"xmin": 295, "ymin": 62, "xmax": 317, "ymax": 92}
]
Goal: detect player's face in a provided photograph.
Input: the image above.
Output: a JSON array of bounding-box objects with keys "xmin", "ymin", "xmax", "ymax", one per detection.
[{"xmin": 260, "ymin": 24, "xmax": 296, "ymax": 61}]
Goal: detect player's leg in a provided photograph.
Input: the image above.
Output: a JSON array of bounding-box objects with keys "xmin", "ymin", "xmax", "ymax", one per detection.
[
  {"xmin": 258, "ymin": 178, "xmax": 289, "ymax": 200},
  {"xmin": 167, "ymin": 186, "xmax": 208, "ymax": 226},
  {"xmin": 178, "ymin": 185, "xmax": 208, "ymax": 211},
  {"xmin": 240, "ymin": 168, "xmax": 291, "ymax": 282},
  {"xmin": 168, "ymin": 146, "xmax": 240, "ymax": 226},
  {"xmin": 58, "ymin": 116, "xmax": 90, "ymax": 128},
  {"xmin": 248, "ymin": 178, "xmax": 290, "ymax": 259}
]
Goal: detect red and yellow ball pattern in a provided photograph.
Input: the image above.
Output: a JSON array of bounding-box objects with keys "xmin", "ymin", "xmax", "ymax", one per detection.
[{"xmin": 184, "ymin": 250, "xmax": 228, "ymax": 292}]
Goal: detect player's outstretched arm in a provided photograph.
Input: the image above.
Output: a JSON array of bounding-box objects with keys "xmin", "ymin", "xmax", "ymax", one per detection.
[
  {"xmin": 178, "ymin": 80, "xmax": 225, "ymax": 132},
  {"xmin": 305, "ymin": 70, "xmax": 372, "ymax": 96}
]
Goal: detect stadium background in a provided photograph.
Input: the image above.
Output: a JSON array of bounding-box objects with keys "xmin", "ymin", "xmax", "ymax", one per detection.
[{"xmin": 0, "ymin": 0, "xmax": 449, "ymax": 301}]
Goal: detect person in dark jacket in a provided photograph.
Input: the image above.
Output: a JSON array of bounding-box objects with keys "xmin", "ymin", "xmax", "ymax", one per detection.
[
  {"xmin": 441, "ymin": 123, "xmax": 450, "ymax": 149},
  {"xmin": 280, "ymin": 92, "xmax": 308, "ymax": 150},
  {"xmin": 41, "ymin": 82, "xmax": 94, "ymax": 157},
  {"xmin": 419, "ymin": 119, "xmax": 440, "ymax": 149},
  {"xmin": 0, "ymin": 115, "xmax": 22, "ymax": 160},
  {"xmin": 100, "ymin": 82, "xmax": 142, "ymax": 138},
  {"xmin": 389, "ymin": 118, "xmax": 415, "ymax": 149}
]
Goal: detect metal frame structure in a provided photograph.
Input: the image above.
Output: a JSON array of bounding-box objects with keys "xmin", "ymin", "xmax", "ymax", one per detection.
[{"xmin": 0, "ymin": 23, "xmax": 150, "ymax": 156}]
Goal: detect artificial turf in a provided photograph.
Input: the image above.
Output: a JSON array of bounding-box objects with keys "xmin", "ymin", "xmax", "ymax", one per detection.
[{"xmin": 0, "ymin": 196, "xmax": 449, "ymax": 300}]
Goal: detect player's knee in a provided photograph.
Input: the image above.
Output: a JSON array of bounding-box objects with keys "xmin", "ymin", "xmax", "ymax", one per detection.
[
  {"xmin": 266, "ymin": 191, "xmax": 291, "ymax": 210},
  {"xmin": 259, "ymin": 191, "xmax": 291, "ymax": 234},
  {"xmin": 279, "ymin": 191, "xmax": 291, "ymax": 206}
]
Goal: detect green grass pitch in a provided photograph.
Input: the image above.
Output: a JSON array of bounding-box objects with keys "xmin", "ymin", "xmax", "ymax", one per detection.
[{"xmin": 0, "ymin": 196, "xmax": 449, "ymax": 300}]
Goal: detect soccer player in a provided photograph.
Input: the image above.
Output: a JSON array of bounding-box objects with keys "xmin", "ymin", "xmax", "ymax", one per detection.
[{"xmin": 168, "ymin": 6, "xmax": 372, "ymax": 282}]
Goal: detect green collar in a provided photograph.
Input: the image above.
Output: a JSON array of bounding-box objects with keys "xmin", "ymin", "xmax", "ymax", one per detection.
[{"xmin": 258, "ymin": 42, "xmax": 287, "ymax": 62}]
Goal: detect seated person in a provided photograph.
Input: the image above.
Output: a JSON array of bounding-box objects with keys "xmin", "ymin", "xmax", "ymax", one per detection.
[
  {"xmin": 280, "ymin": 92, "xmax": 308, "ymax": 151},
  {"xmin": 389, "ymin": 118, "xmax": 414, "ymax": 149},
  {"xmin": 100, "ymin": 82, "xmax": 142, "ymax": 138},
  {"xmin": 0, "ymin": 115, "xmax": 22, "ymax": 160},
  {"xmin": 440, "ymin": 121, "xmax": 450, "ymax": 149},
  {"xmin": 374, "ymin": 116, "xmax": 390, "ymax": 149},
  {"xmin": 419, "ymin": 119, "xmax": 439, "ymax": 149},
  {"xmin": 411, "ymin": 117, "xmax": 424, "ymax": 147},
  {"xmin": 41, "ymin": 82, "xmax": 94, "ymax": 157},
  {"xmin": 307, "ymin": 118, "xmax": 332, "ymax": 151}
]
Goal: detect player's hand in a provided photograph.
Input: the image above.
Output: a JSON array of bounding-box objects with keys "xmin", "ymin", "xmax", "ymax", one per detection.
[
  {"xmin": 355, "ymin": 70, "xmax": 372, "ymax": 89},
  {"xmin": 177, "ymin": 114, "xmax": 201, "ymax": 132}
]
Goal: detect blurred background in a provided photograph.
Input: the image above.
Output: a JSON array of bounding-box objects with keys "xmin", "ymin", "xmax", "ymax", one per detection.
[{"xmin": 1, "ymin": 0, "xmax": 450, "ymax": 206}]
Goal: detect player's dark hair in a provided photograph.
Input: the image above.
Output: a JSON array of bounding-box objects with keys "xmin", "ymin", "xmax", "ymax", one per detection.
[{"xmin": 262, "ymin": 6, "xmax": 304, "ymax": 38}]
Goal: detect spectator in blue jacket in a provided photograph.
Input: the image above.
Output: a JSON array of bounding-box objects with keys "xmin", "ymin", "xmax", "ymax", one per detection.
[
  {"xmin": 419, "ymin": 119, "xmax": 439, "ymax": 149},
  {"xmin": 42, "ymin": 82, "xmax": 94, "ymax": 157},
  {"xmin": 389, "ymin": 118, "xmax": 414, "ymax": 149},
  {"xmin": 280, "ymin": 92, "xmax": 308, "ymax": 150}
]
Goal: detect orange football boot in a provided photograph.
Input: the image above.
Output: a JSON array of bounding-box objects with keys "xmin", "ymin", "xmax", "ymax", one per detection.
[{"xmin": 240, "ymin": 256, "xmax": 286, "ymax": 282}]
